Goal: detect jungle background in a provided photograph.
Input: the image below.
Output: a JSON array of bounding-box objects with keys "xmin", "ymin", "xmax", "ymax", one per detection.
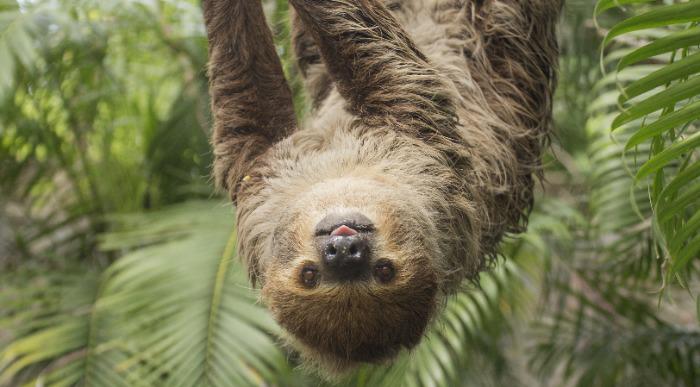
[{"xmin": 1, "ymin": 0, "xmax": 700, "ymax": 386}]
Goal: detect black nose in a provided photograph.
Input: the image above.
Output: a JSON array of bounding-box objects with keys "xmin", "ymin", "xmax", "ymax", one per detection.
[
  {"xmin": 315, "ymin": 212, "xmax": 374, "ymax": 281},
  {"xmin": 322, "ymin": 234, "xmax": 371, "ymax": 281}
]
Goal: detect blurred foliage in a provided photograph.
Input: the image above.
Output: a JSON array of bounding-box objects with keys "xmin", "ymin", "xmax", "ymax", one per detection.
[{"xmin": 0, "ymin": 0, "xmax": 699, "ymax": 386}]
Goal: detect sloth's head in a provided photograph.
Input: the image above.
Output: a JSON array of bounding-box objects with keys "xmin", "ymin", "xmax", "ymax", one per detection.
[{"xmin": 243, "ymin": 173, "xmax": 444, "ymax": 372}]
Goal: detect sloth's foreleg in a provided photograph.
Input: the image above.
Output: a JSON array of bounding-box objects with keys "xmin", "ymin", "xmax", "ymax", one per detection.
[
  {"xmin": 289, "ymin": 0, "xmax": 462, "ymax": 148},
  {"xmin": 203, "ymin": 0, "xmax": 297, "ymax": 202}
]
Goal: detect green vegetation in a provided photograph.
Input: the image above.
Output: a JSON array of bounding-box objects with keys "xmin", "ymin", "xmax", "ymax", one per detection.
[{"xmin": 1, "ymin": 0, "xmax": 699, "ymax": 386}]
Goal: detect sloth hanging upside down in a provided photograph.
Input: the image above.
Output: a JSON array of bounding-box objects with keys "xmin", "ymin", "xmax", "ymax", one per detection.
[{"xmin": 202, "ymin": 0, "xmax": 562, "ymax": 374}]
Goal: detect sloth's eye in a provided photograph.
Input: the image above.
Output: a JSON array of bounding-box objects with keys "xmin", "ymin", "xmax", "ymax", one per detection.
[
  {"xmin": 374, "ymin": 261, "xmax": 395, "ymax": 284},
  {"xmin": 300, "ymin": 266, "xmax": 319, "ymax": 288}
]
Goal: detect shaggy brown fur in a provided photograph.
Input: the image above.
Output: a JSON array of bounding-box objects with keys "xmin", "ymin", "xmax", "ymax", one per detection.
[{"xmin": 203, "ymin": 0, "xmax": 561, "ymax": 374}]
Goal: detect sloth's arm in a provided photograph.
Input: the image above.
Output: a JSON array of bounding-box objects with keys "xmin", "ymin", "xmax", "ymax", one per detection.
[
  {"xmin": 203, "ymin": 0, "xmax": 296, "ymax": 201},
  {"xmin": 470, "ymin": 0, "xmax": 562, "ymax": 131},
  {"xmin": 289, "ymin": 0, "xmax": 459, "ymax": 142}
]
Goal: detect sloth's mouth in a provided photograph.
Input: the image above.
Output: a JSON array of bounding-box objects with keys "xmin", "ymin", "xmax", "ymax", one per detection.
[
  {"xmin": 314, "ymin": 212, "xmax": 375, "ymax": 236},
  {"xmin": 330, "ymin": 224, "xmax": 358, "ymax": 237}
]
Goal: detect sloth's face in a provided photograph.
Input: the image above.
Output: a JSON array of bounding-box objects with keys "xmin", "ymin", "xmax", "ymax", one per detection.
[{"xmin": 259, "ymin": 176, "xmax": 440, "ymax": 370}]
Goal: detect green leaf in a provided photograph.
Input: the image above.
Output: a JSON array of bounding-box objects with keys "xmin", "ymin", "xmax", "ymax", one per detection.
[
  {"xmin": 620, "ymin": 52, "xmax": 700, "ymax": 103},
  {"xmin": 656, "ymin": 161, "xmax": 700, "ymax": 215},
  {"xmin": 670, "ymin": 234, "xmax": 700, "ymax": 274},
  {"xmin": 669, "ymin": 206, "xmax": 700, "ymax": 255},
  {"xmin": 625, "ymin": 99, "xmax": 700, "ymax": 149},
  {"xmin": 0, "ymin": 321, "xmax": 88, "ymax": 384},
  {"xmin": 657, "ymin": 182, "xmax": 700, "ymax": 224},
  {"xmin": 636, "ymin": 131, "xmax": 700, "ymax": 180},
  {"xmin": 618, "ymin": 27, "xmax": 700, "ymax": 71},
  {"xmin": 604, "ymin": 2, "xmax": 700, "ymax": 46},
  {"xmin": 612, "ymin": 76, "xmax": 700, "ymax": 129}
]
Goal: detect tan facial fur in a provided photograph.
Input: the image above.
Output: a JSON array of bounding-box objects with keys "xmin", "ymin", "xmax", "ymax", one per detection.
[{"xmin": 259, "ymin": 176, "xmax": 440, "ymax": 371}]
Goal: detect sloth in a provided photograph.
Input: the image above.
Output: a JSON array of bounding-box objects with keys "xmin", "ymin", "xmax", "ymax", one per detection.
[{"xmin": 203, "ymin": 0, "xmax": 561, "ymax": 373}]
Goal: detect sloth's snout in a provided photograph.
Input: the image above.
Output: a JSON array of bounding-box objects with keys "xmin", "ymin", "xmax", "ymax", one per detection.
[
  {"xmin": 322, "ymin": 233, "xmax": 371, "ymax": 280},
  {"xmin": 315, "ymin": 212, "xmax": 375, "ymax": 282}
]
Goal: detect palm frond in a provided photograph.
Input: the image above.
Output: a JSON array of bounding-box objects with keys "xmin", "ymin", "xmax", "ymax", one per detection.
[
  {"xmin": 600, "ymin": 0, "xmax": 700, "ymax": 288},
  {"xmin": 530, "ymin": 3, "xmax": 700, "ymax": 384},
  {"xmin": 1, "ymin": 201, "xmax": 304, "ymax": 386},
  {"xmin": 99, "ymin": 201, "xmax": 297, "ymax": 386},
  {"xmin": 531, "ymin": 270, "xmax": 700, "ymax": 387}
]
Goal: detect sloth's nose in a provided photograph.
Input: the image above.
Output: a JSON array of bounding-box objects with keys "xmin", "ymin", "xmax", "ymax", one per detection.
[
  {"xmin": 315, "ymin": 212, "xmax": 374, "ymax": 281},
  {"xmin": 322, "ymin": 234, "xmax": 371, "ymax": 281}
]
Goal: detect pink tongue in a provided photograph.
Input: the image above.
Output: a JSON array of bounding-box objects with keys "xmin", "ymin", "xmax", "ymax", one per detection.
[{"xmin": 331, "ymin": 225, "xmax": 358, "ymax": 237}]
